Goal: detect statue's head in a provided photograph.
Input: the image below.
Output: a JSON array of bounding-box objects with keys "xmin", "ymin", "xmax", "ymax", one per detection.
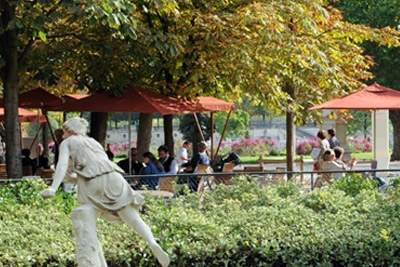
[{"xmin": 63, "ymin": 117, "xmax": 88, "ymax": 136}]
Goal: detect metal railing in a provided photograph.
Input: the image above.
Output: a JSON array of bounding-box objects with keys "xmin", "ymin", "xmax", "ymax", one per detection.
[{"xmin": 1, "ymin": 168, "xmax": 398, "ymax": 193}]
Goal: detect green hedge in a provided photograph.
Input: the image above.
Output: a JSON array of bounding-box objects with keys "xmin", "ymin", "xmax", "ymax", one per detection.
[{"xmin": 1, "ymin": 176, "xmax": 400, "ymax": 266}]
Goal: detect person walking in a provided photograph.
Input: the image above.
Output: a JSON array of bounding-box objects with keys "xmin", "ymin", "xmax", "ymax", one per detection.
[{"xmin": 327, "ymin": 128, "xmax": 341, "ymax": 149}]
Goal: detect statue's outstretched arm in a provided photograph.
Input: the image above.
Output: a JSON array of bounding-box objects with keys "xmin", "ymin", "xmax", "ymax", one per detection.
[{"xmin": 41, "ymin": 141, "xmax": 70, "ymax": 198}]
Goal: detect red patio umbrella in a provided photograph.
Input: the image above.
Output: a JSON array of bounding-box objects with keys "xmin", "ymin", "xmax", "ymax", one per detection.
[
  {"xmin": 0, "ymin": 88, "xmax": 63, "ymax": 152},
  {"xmin": 309, "ymin": 83, "xmax": 400, "ymax": 110},
  {"xmin": 51, "ymin": 85, "xmax": 198, "ymax": 114},
  {"xmin": 0, "ymin": 87, "xmax": 63, "ymax": 109},
  {"xmin": 0, "ymin": 108, "xmax": 47, "ymax": 123},
  {"xmin": 47, "ymin": 85, "xmax": 235, "ymax": 162},
  {"xmin": 63, "ymin": 93, "xmax": 90, "ymax": 101},
  {"xmin": 195, "ymin": 96, "xmax": 235, "ymax": 112},
  {"xmin": 310, "ymin": 83, "xmax": 400, "ymax": 162}
]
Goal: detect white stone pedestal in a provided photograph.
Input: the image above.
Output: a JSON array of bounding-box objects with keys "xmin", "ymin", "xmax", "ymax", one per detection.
[{"xmin": 372, "ymin": 110, "xmax": 390, "ymax": 170}]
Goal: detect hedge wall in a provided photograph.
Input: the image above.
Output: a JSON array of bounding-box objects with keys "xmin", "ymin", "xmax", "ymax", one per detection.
[{"xmin": 1, "ymin": 175, "xmax": 400, "ymax": 266}]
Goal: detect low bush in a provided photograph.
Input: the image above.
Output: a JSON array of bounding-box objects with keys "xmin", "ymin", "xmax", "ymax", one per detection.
[
  {"xmin": 2, "ymin": 176, "xmax": 400, "ymax": 266},
  {"xmin": 231, "ymin": 138, "xmax": 281, "ymax": 156}
]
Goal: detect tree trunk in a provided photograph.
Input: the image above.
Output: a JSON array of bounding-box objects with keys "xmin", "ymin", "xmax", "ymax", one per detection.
[
  {"xmin": 89, "ymin": 112, "xmax": 108, "ymax": 148},
  {"xmin": 286, "ymin": 110, "xmax": 296, "ymax": 176},
  {"xmin": 163, "ymin": 114, "xmax": 174, "ymax": 157},
  {"xmin": 42, "ymin": 122, "xmax": 49, "ymax": 156},
  {"xmin": 0, "ymin": 3, "xmax": 22, "ymax": 178},
  {"xmin": 137, "ymin": 113, "xmax": 153, "ymax": 161},
  {"xmin": 390, "ymin": 110, "xmax": 400, "ymax": 160},
  {"xmin": 285, "ymin": 85, "xmax": 295, "ymax": 179}
]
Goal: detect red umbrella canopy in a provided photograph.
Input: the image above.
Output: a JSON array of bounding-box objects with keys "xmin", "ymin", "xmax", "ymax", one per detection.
[
  {"xmin": 0, "ymin": 108, "xmax": 46, "ymax": 122},
  {"xmin": 45, "ymin": 93, "xmax": 91, "ymax": 111},
  {"xmin": 0, "ymin": 87, "xmax": 62, "ymax": 109},
  {"xmin": 63, "ymin": 93, "xmax": 90, "ymax": 101},
  {"xmin": 51, "ymin": 85, "xmax": 215, "ymax": 114},
  {"xmin": 195, "ymin": 96, "xmax": 235, "ymax": 112},
  {"xmin": 310, "ymin": 83, "xmax": 400, "ymax": 110}
]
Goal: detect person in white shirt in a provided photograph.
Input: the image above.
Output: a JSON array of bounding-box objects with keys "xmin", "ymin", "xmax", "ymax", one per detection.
[
  {"xmin": 314, "ymin": 129, "xmax": 330, "ymax": 171},
  {"xmin": 333, "ymin": 146, "xmax": 357, "ymax": 170},
  {"xmin": 177, "ymin": 141, "xmax": 192, "ymax": 167},
  {"xmin": 321, "ymin": 149, "xmax": 346, "ymax": 180}
]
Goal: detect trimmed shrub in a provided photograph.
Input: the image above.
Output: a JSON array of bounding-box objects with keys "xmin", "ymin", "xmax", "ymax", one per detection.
[{"xmin": 2, "ymin": 176, "xmax": 400, "ymax": 266}]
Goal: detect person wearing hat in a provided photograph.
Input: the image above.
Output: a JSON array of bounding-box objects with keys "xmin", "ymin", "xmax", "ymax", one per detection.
[{"xmin": 41, "ymin": 117, "xmax": 170, "ymax": 267}]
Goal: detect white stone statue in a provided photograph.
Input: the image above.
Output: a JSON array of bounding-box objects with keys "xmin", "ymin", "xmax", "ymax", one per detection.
[{"xmin": 41, "ymin": 117, "xmax": 170, "ymax": 267}]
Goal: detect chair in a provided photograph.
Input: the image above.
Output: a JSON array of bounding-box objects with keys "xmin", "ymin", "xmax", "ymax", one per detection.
[
  {"xmin": 197, "ymin": 164, "xmax": 213, "ymax": 194},
  {"xmin": 22, "ymin": 165, "xmax": 33, "ymax": 176},
  {"xmin": 159, "ymin": 176, "xmax": 176, "ymax": 193},
  {"xmin": 196, "ymin": 164, "xmax": 209, "ymax": 173},
  {"xmin": 271, "ymin": 167, "xmax": 286, "ymax": 184},
  {"xmin": 222, "ymin": 162, "xmax": 235, "ymax": 172},
  {"xmin": 243, "ymin": 166, "xmax": 263, "ymax": 172},
  {"xmin": 197, "ymin": 164, "xmax": 215, "ymax": 208},
  {"xmin": 314, "ymin": 173, "xmax": 332, "ymax": 188},
  {"xmin": 182, "ymin": 164, "xmax": 210, "ymax": 193},
  {"xmin": 217, "ymin": 162, "xmax": 235, "ymax": 185},
  {"xmin": 259, "ymin": 169, "xmax": 274, "ymax": 187},
  {"xmin": 0, "ymin": 163, "xmax": 6, "ymax": 179},
  {"xmin": 41, "ymin": 169, "xmax": 54, "ymax": 178},
  {"xmin": 371, "ymin": 160, "xmax": 378, "ymax": 178}
]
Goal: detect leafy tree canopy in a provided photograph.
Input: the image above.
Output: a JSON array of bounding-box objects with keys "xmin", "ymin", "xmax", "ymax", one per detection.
[{"xmin": 214, "ymin": 110, "xmax": 250, "ymax": 139}]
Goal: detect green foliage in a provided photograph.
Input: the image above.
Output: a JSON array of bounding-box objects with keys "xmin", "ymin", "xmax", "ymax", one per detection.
[
  {"xmin": 214, "ymin": 110, "xmax": 250, "ymax": 139},
  {"xmin": 178, "ymin": 113, "xmax": 211, "ymax": 149},
  {"xmin": 346, "ymin": 110, "xmax": 372, "ymax": 137},
  {"xmin": 332, "ymin": 0, "xmax": 400, "ymax": 159},
  {"xmin": 4, "ymin": 177, "xmax": 400, "ymax": 266},
  {"xmin": 0, "ymin": 179, "xmax": 78, "ymax": 266},
  {"xmin": 332, "ymin": 173, "xmax": 378, "ymax": 197}
]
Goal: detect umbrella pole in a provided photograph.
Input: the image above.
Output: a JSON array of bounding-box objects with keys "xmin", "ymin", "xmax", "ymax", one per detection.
[
  {"xmin": 210, "ymin": 112, "xmax": 214, "ymax": 161},
  {"xmin": 374, "ymin": 109, "xmax": 376, "ymax": 161},
  {"xmin": 128, "ymin": 113, "xmax": 132, "ymax": 175},
  {"xmin": 214, "ymin": 110, "xmax": 232, "ymax": 160},
  {"xmin": 19, "ymin": 122, "xmax": 23, "ymax": 149},
  {"xmin": 29, "ymin": 123, "xmax": 45, "ymax": 151},
  {"xmin": 193, "ymin": 113, "xmax": 205, "ymax": 142},
  {"xmin": 43, "ymin": 110, "xmax": 56, "ymax": 142}
]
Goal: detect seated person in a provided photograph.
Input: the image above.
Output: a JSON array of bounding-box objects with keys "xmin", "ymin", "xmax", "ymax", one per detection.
[
  {"xmin": 334, "ymin": 146, "xmax": 388, "ymax": 190},
  {"xmin": 117, "ymin": 147, "xmax": 143, "ymax": 175},
  {"xmin": 33, "ymin": 143, "xmax": 51, "ymax": 175},
  {"xmin": 52, "ymin": 128, "xmax": 64, "ymax": 167},
  {"xmin": 141, "ymin": 151, "xmax": 165, "ymax": 190},
  {"xmin": 177, "ymin": 141, "xmax": 192, "ymax": 168},
  {"xmin": 106, "ymin": 150, "xmax": 114, "ymax": 161},
  {"xmin": 158, "ymin": 145, "xmax": 179, "ymax": 175},
  {"xmin": 183, "ymin": 142, "xmax": 210, "ymax": 192},
  {"xmin": 105, "ymin": 143, "xmax": 114, "ymax": 161},
  {"xmin": 185, "ymin": 142, "xmax": 210, "ymax": 173},
  {"xmin": 21, "ymin": 148, "xmax": 36, "ymax": 175},
  {"xmin": 320, "ymin": 149, "xmax": 346, "ymax": 181},
  {"xmin": 333, "ymin": 146, "xmax": 357, "ymax": 170}
]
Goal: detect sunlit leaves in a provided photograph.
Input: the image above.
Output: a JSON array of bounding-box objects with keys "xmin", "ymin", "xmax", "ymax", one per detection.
[{"xmin": 38, "ymin": 31, "xmax": 47, "ymax": 42}]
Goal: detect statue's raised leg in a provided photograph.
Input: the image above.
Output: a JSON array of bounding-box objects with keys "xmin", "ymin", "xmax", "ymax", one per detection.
[
  {"xmin": 71, "ymin": 204, "xmax": 107, "ymax": 267},
  {"xmin": 117, "ymin": 205, "xmax": 170, "ymax": 267}
]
